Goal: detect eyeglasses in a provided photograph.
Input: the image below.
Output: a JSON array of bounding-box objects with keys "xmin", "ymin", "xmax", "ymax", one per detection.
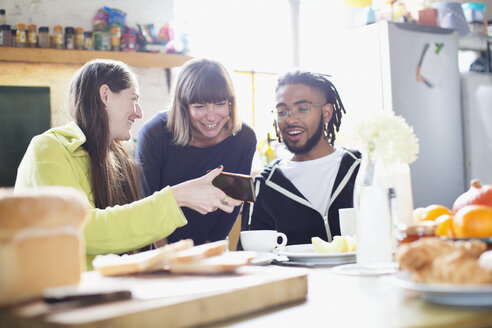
[{"xmin": 274, "ymin": 102, "xmax": 325, "ymax": 123}]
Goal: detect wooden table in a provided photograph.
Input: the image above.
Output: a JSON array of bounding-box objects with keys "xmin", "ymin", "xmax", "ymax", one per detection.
[
  {"xmin": 214, "ymin": 266, "xmax": 492, "ymax": 328},
  {"xmin": 2, "ymin": 264, "xmax": 492, "ymax": 327}
]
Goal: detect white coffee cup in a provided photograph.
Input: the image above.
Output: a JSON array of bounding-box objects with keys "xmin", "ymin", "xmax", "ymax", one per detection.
[
  {"xmin": 339, "ymin": 208, "xmax": 356, "ymax": 236},
  {"xmin": 240, "ymin": 230, "xmax": 287, "ymax": 252}
]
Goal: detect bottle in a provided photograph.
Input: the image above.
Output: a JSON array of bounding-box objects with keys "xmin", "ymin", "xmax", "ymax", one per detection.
[
  {"xmin": 83, "ymin": 31, "xmax": 93, "ymax": 50},
  {"xmin": 53, "ymin": 25, "xmax": 63, "ymax": 49},
  {"xmin": 0, "ymin": 24, "xmax": 10, "ymax": 47},
  {"xmin": 64, "ymin": 26, "xmax": 74, "ymax": 49},
  {"xmin": 15, "ymin": 23, "xmax": 26, "ymax": 47},
  {"xmin": 38, "ymin": 26, "xmax": 49, "ymax": 48},
  {"xmin": 27, "ymin": 24, "xmax": 37, "ymax": 48},
  {"xmin": 0, "ymin": 9, "xmax": 6, "ymax": 25},
  {"xmin": 74, "ymin": 27, "xmax": 84, "ymax": 50},
  {"xmin": 110, "ymin": 27, "xmax": 121, "ymax": 51}
]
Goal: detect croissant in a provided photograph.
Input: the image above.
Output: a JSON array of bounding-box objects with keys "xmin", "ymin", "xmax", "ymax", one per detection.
[{"xmin": 396, "ymin": 237, "xmax": 491, "ymax": 284}]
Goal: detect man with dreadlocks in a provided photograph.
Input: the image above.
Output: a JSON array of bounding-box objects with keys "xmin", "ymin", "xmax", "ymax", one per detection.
[{"xmin": 240, "ymin": 70, "xmax": 361, "ymax": 246}]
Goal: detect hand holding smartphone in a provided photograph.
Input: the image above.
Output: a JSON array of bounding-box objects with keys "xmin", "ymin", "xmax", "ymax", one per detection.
[{"xmin": 212, "ymin": 172, "xmax": 256, "ymax": 203}]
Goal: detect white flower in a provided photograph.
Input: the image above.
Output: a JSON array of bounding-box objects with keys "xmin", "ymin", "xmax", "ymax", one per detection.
[{"xmin": 345, "ymin": 112, "xmax": 419, "ymax": 164}]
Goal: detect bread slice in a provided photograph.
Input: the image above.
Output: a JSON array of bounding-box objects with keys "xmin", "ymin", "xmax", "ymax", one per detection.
[
  {"xmin": 93, "ymin": 239, "xmax": 194, "ymax": 276},
  {"xmin": 170, "ymin": 240, "xmax": 229, "ymax": 263},
  {"xmin": 168, "ymin": 251, "xmax": 257, "ymax": 274},
  {"xmin": 0, "ymin": 187, "xmax": 88, "ymax": 306}
]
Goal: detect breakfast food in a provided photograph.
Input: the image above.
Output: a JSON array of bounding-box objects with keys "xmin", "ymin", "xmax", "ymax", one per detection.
[
  {"xmin": 413, "ymin": 204, "xmax": 452, "ymax": 223},
  {"xmin": 452, "ymin": 179, "xmax": 492, "ymax": 214},
  {"xmin": 93, "ymin": 239, "xmax": 250, "ymax": 276},
  {"xmin": 396, "ymin": 237, "xmax": 491, "ymax": 284},
  {"xmin": 92, "ymin": 239, "xmax": 194, "ymax": 276},
  {"xmin": 452, "ymin": 205, "xmax": 492, "ymax": 238},
  {"xmin": 0, "ymin": 187, "xmax": 88, "ymax": 306},
  {"xmin": 312, "ymin": 236, "xmax": 356, "ymax": 253},
  {"xmin": 169, "ymin": 251, "xmax": 257, "ymax": 274}
]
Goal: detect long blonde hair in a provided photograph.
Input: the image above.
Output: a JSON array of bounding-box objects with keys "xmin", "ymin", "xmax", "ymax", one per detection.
[{"xmin": 167, "ymin": 58, "xmax": 242, "ymax": 146}]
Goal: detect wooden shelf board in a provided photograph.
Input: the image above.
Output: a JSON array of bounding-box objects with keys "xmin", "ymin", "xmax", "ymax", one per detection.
[{"xmin": 0, "ymin": 47, "xmax": 192, "ymax": 68}]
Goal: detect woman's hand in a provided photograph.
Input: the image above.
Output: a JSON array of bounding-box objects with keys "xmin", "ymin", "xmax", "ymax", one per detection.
[{"xmin": 170, "ymin": 166, "xmax": 243, "ymax": 214}]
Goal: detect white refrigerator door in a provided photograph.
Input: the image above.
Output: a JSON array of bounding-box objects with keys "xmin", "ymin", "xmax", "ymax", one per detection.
[
  {"xmin": 461, "ymin": 73, "xmax": 492, "ymax": 185},
  {"xmin": 337, "ymin": 21, "xmax": 466, "ymax": 208}
]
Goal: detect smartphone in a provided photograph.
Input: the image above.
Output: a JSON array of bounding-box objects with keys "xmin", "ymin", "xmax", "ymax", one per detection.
[{"xmin": 212, "ymin": 172, "xmax": 256, "ymax": 203}]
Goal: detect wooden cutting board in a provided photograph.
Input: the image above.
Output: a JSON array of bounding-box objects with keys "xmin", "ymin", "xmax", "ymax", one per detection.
[{"xmin": 0, "ymin": 266, "xmax": 308, "ymax": 327}]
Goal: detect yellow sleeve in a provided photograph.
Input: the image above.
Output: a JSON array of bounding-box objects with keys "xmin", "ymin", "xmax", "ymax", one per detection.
[{"xmin": 15, "ymin": 134, "xmax": 187, "ymax": 256}]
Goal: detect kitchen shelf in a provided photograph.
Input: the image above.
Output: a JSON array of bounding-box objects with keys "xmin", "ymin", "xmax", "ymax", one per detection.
[
  {"xmin": 0, "ymin": 47, "xmax": 193, "ymax": 68},
  {"xmin": 459, "ymin": 33, "xmax": 491, "ymax": 52}
]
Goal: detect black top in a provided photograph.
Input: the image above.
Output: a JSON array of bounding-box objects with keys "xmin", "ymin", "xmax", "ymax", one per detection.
[{"xmin": 136, "ymin": 111, "xmax": 257, "ymax": 244}]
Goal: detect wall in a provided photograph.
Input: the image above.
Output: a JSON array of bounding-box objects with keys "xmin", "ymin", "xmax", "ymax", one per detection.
[{"xmin": 0, "ymin": 0, "xmax": 178, "ymax": 139}]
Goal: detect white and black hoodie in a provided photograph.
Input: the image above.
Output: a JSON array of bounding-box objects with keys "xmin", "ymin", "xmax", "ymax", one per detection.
[{"xmin": 240, "ymin": 148, "xmax": 361, "ymax": 247}]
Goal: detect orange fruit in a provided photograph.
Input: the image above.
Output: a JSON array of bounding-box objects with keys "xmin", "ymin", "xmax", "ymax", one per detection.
[
  {"xmin": 418, "ymin": 204, "xmax": 452, "ymax": 222},
  {"xmin": 435, "ymin": 214, "xmax": 454, "ymax": 237},
  {"xmin": 453, "ymin": 205, "xmax": 492, "ymax": 238}
]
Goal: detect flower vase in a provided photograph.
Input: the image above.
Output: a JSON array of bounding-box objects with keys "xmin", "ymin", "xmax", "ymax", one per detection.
[{"xmin": 354, "ymin": 154, "xmax": 398, "ymax": 274}]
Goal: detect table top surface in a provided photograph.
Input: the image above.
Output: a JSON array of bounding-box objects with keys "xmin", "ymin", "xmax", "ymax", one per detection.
[
  {"xmin": 215, "ymin": 265, "xmax": 492, "ymax": 328},
  {"xmin": 2, "ymin": 261, "xmax": 492, "ymax": 328}
]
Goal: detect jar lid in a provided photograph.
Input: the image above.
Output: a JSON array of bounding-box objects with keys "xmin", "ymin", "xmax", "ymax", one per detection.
[
  {"xmin": 39, "ymin": 26, "xmax": 49, "ymax": 32},
  {"xmin": 65, "ymin": 26, "xmax": 75, "ymax": 33},
  {"xmin": 110, "ymin": 27, "xmax": 120, "ymax": 33},
  {"xmin": 75, "ymin": 27, "xmax": 84, "ymax": 33},
  {"xmin": 1, "ymin": 24, "xmax": 10, "ymax": 30},
  {"xmin": 28, "ymin": 24, "xmax": 36, "ymax": 30},
  {"xmin": 0, "ymin": 9, "xmax": 5, "ymax": 15},
  {"xmin": 84, "ymin": 31, "xmax": 93, "ymax": 37},
  {"xmin": 54, "ymin": 25, "xmax": 63, "ymax": 31},
  {"xmin": 398, "ymin": 221, "xmax": 437, "ymax": 235},
  {"xmin": 16, "ymin": 23, "xmax": 26, "ymax": 29}
]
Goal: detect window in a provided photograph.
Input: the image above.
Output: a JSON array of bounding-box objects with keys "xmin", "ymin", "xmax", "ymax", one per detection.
[{"xmin": 174, "ymin": 0, "xmax": 348, "ymax": 159}]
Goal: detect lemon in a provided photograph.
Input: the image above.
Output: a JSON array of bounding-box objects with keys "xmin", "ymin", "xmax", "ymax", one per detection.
[
  {"xmin": 345, "ymin": 235, "xmax": 357, "ymax": 252},
  {"xmin": 312, "ymin": 236, "xmax": 350, "ymax": 253}
]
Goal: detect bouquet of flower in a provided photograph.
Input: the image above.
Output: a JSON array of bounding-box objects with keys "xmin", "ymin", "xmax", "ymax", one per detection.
[{"xmin": 346, "ymin": 112, "xmax": 419, "ymax": 164}]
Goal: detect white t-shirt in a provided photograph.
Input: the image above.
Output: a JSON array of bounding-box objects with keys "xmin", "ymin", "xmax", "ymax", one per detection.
[{"xmin": 278, "ymin": 147, "xmax": 343, "ymax": 216}]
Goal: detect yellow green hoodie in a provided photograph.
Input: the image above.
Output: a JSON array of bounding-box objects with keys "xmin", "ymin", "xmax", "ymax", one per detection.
[{"xmin": 15, "ymin": 121, "xmax": 187, "ymax": 269}]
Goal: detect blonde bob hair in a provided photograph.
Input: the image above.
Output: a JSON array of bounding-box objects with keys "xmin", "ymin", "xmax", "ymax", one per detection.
[{"xmin": 167, "ymin": 58, "xmax": 242, "ymax": 146}]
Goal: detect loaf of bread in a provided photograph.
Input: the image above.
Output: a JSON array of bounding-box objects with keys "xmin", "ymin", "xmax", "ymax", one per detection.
[{"xmin": 0, "ymin": 187, "xmax": 87, "ymax": 306}]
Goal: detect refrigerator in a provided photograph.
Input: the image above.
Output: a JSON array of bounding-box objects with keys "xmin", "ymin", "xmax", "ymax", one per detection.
[
  {"xmin": 334, "ymin": 21, "xmax": 466, "ymax": 209},
  {"xmin": 460, "ymin": 72, "xmax": 492, "ymax": 185}
]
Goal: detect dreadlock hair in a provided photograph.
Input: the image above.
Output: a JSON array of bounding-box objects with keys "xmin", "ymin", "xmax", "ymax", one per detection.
[{"xmin": 275, "ymin": 70, "xmax": 346, "ymax": 146}]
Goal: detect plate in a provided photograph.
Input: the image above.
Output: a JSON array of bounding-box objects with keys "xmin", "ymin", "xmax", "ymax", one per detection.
[
  {"xmin": 273, "ymin": 244, "xmax": 355, "ymax": 265},
  {"xmin": 392, "ymin": 271, "xmax": 492, "ymax": 307},
  {"xmin": 249, "ymin": 252, "xmax": 276, "ymax": 266}
]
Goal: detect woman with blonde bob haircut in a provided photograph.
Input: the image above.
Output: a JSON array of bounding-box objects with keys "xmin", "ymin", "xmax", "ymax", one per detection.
[
  {"xmin": 137, "ymin": 58, "xmax": 257, "ymax": 246},
  {"xmin": 168, "ymin": 58, "xmax": 243, "ymax": 146},
  {"xmin": 16, "ymin": 59, "xmax": 242, "ymax": 269}
]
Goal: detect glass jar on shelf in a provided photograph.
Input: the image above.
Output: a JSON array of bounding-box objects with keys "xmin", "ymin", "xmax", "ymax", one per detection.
[
  {"xmin": 0, "ymin": 24, "xmax": 11, "ymax": 47},
  {"xmin": 75, "ymin": 27, "xmax": 84, "ymax": 50},
  {"xmin": 38, "ymin": 26, "xmax": 50, "ymax": 48},
  {"xmin": 110, "ymin": 27, "xmax": 121, "ymax": 51},
  {"xmin": 83, "ymin": 31, "xmax": 93, "ymax": 50},
  {"xmin": 15, "ymin": 23, "xmax": 26, "ymax": 47},
  {"xmin": 64, "ymin": 26, "xmax": 74, "ymax": 49},
  {"xmin": 53, "ymin": 25, "xmax": 64, "ymax": 49},
  {"xmin": 27, "ymin": 24, "xmax": 37, "ymax": 48}
]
